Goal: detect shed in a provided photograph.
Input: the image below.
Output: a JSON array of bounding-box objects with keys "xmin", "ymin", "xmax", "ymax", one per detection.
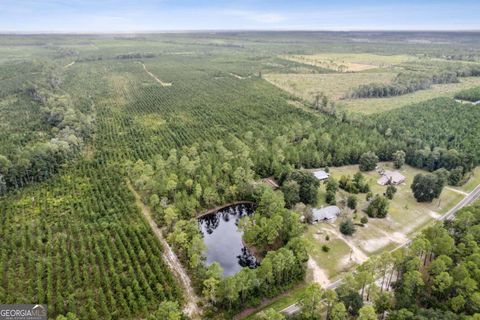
[
  {"xmin": 377, "ymin": 170, "xmax": 406, "ymax": 185},
  {"xmin": 313, "ymin": 170, "xmax": 330, "ymax": 181},
  {"xmin": 312, "ymin": 206, "xmax": 341, "ymax": 222}
]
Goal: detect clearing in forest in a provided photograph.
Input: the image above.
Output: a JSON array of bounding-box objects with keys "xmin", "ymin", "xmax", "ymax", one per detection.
[
  {"xmin": 340, "ymin": 77, "xmax": 480, "ymax": 114},
  {"xmin": 282, "ymin": 53, "xmax": 414, "ymax": 72},
  {"xmin": 264, "ymin": 72, "xmax": 395, "ymax": 101},
  {"xmin": 305, "ymin": 162, "xmax": 466, "ymax": 279}
]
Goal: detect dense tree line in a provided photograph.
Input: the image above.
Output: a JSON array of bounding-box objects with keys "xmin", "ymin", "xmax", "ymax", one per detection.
[
  {"xmin": 288, "ymin": 205, "xmax": 480, "ymax": 319},
  {"xmin": 372, "ymin": 97, "xmax": 480, "ymax": 176},
  {"xmin": 3, "ymin": 35, "xmax": 480, "ymax": 319},
  {"xmin": 0, "ymin": 65, "xmax": 95, "ymax": 195},
  {"xmin": 347, "ymin": 71, "xmax": 458, "ymax": 99},
  {"xmin": 339, "ymin": 172, "xmax": 370, "ymax": 194},
  {"xmin": 116, "ymin": 52, "xmax": 156, "ymax": 59},
  {"xmin": 455, "ymin": 86, "xmax": 480, "ymax": 102}
]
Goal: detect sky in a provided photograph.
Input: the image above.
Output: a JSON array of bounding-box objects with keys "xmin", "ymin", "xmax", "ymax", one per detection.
[{"xmin": 1, "ymin": 0, "xmax": 480, "ymax": 32}]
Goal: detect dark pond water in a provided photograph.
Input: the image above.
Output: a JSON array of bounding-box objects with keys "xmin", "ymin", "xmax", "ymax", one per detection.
[{"xmin": 198, "ymin": 203, "xmax": 259, "ymax": 276}]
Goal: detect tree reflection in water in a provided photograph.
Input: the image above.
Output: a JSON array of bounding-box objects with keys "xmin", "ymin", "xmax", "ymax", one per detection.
[{"xmin": 198, "ymin": 203, "xmax": 258, "ymax": 276}]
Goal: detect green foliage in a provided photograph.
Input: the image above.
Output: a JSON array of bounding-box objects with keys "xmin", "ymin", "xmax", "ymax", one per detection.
[
  {"xmin": 347, "ymin": 195, "xmax": 358, "ymax": 209},
  {"xmin": 360, "ymin": 216, "xmax": 368, "ymax": 224},
  {"xmin": 372, "ymin": 98, "xmax": 480, "ymax": 167},
  {"xmin": 284, "ymin": 170, "xmax": 320, "ymax": 206},
  {"xmin": 281, "ymin": 180, "xmax": 300, "ymax": 208},
  {"xmin": 340, "ymin": 219, "xmax": 356, "ymax": 236},
  {"xmin": 240, "ymin": 189, "xmax": 303, "ymax": 254},
  {"xmin": 455, "ymin": 86, "xmax": 480, "ymax": 102},
  {"xmin": 366, "ymin": 195, "xmax": 389, "ymax": 218},
  {"xmin": 2, "ymin": 33, "xmax": 480, "ymax": 319},
  {"xmin": 147, "ymin": 301, "xmax": 183, "ymax": 320},
  {"xmin": 348, "ymin": 70, "xmax": 459, "ymax": 99},
  {"xmin": 411, "ymin": 173, "xmax": 444, "ymax": 202},
  {"xmin": 385, "ymin": 185, "xmax": 397, "ymax": 200},
  {"xmin": 255, "ymin": 308, "xmax": 285, "ymax": 320},
  {"xmin": 359, "ymin": 152, "xmax": 379, "ymax": 172},
  {"xmin": 393, "ymin": 150, "xmax": 406, "ymax": 169},
  {"xmin": 299, "ymin": 284, "xmax": 324, "ymax": 319},
  {"xmin": 214, "ymin": 240, "xmax": 308, "ymax": 311},
  {"xmin": 339, "ymin": 172, "xmax": 370, "ymax": 194},
  {"xmin": 326, "ymin": 190, "xmax": 337, "ymax": 205},
  {"xmin": 338, "ymin": 290, "xmax": 364, "ymax": 316}
]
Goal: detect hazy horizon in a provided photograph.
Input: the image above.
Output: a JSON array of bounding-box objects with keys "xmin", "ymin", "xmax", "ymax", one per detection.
[{"xmin": 2, "ymin": 0, "xmax": 480, "ymax": 33}]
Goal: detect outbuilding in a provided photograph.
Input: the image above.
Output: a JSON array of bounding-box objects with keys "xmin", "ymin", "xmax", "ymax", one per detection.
[{"xmin": 313, "ymin": 170, "xmax": 330, "ymax": 181}]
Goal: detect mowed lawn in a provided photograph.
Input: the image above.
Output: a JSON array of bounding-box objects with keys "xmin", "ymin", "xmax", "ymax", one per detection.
[{"xmin": 340, "ymin": 77, "xmax": 480, "ymax": 114}]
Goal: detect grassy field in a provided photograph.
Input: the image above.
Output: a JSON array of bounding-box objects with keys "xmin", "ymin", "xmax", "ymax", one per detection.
[
  {"xmin": 340, "ymin": 77, "xmax": 480, "ymax": 114},
  {"xmin": 264, "ymin": 72, "xmax": 395, "ymax": 101},
  {"xmin": 265, "ymin": 72, "xmax": 480, "ymax": 114},
  {"xmin": 282, "ymin": 53, "xmax": 415, "ymax": 72}
]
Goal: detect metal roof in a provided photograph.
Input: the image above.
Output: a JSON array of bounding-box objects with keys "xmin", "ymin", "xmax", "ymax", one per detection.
[
  {"xmin": 313, "ymin": 170, "xmax": 330, "ymax": 180},
  {"xmin": 312, "ymin": 206, "xmax": 340, "ymax": 221}
]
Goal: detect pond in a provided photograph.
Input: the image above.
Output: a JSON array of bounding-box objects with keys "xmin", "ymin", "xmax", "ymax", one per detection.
[{"xmin": 198, "ymin": 203, "xmax": 259, "ymax": 276}]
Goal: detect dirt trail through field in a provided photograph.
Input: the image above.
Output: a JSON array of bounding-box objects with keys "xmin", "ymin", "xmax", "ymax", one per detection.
[
  {"xmin": 229, "ymin": 72, "xmax": 251, "ymax": 79},
  {"xmin": 447, "ymin": 187, "xmax": 469, "ymax": 196},
  {"xmin": 325, "ymin": 226, "xmax": 368, "ymax": 264},
  {"xmin": 141, "ymin": 62, "xmax": 173, "ymax": 86},
  {"xmin": 307, "ymin": 256, "xmax": 330, "ymax": 287},
  {"xmin": 127, "ymin": 181, "xmax": 201, "ymax": 319},
  {"xmin": 63, "ymin": 61, "xmax": 75, "ymax": 69}
]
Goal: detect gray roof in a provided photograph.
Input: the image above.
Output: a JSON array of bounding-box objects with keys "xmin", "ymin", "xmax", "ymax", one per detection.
[
  {"xmin": 312, "ymin": 206, "xmax": 341, "ymax": 221},
  {"xmin": 377, "ymin": 170, "xmax": 406, "ymax": 185},
  {"xmin": 313, "ymin": 170, "xmax": 330, "ymax": 180}
]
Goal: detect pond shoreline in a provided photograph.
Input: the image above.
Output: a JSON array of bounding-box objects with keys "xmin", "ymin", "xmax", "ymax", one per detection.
[{"xmin": 196, "ymin": 201, "xmax": 256, "ymax": 219}]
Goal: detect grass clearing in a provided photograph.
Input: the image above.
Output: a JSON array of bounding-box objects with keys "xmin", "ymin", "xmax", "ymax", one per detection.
[
  {"xmin": 304, "ymin": 225, "xmax": 355, "ymax": 278},
  {"xmin": 303, "ymin": 162, "xmax": 467, "ymax": 279},
  {"xmin": 339, "ymin": 77, "xmax": 480, "ymax": 114},
  {"xmin": 264, "ymin": 72, "xmax": 395, "ymax": 101},
  {"xmin": 282, "ymin": 53, "xmax": 415, "ymax": 72}
]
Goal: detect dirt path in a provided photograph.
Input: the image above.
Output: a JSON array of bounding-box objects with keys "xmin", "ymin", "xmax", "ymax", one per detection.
[
  {"xmin": 447, "ymin": 187, "xmax": 469, "ymax": 196},
  {"xmin": 325, "ymin": 226, "xmax": 368, "ymax": 263},
  {"xmin": 63, "ymin": 61, "xmax": 75, "ymax": 69},
  {"xmin": 229, "ymin": 72, "xmax": 251, "ymax": 79},
  {"xmin": 307, "ymin": 256, "xmax": 330, "ymax": 287},
  {"xmin": 141, "ymin": 62, "xmax": 172, "ymax": 86},
  {"xmin": 127, "ymin": 181, "xmax": 201, "ymax": 319}
]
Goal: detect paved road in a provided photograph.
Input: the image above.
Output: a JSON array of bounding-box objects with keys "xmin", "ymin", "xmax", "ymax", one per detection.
[{"xmin": 280, "ymin": 183, "xmax": 480, "ymax": 316}]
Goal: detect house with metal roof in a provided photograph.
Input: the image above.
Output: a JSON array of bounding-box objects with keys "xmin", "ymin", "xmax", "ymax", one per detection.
[
  {"xmin": 377, "ymin": 170, "xmax": 406, "ymax": 185},
  {"xmin": 312, "ymin": 206, "xmax": 341, "ymax": 222},
  {"xmin": 313, "ymin": 170, "xmax": 330, "ymax": 181}
]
